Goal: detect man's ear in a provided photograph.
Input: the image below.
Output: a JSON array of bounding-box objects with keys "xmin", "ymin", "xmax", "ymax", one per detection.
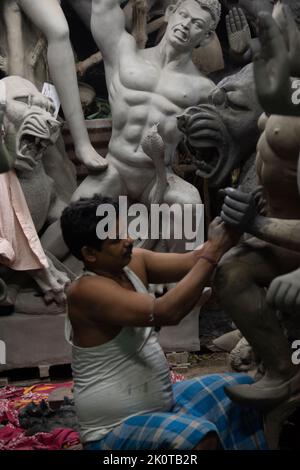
[
  {"xmin": 81, "ymin": 246, "xmax": 97, "ymax": 263},
  {"xmin": 198, "ymin": 30, "xmax": 214, "ymax": 48},
  {"xmin": 165, "ymin": 4, "xmax": 176, "ymax": 21}
]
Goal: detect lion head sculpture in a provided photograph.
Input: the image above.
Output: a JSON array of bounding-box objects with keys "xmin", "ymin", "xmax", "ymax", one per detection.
[
  {"xmin": 1, "ymin": 76, "xmax": 61, "ymax": 173},
  {"xmin": 178, "ymin": 64, "xmax": 262, "ymax": 187}
]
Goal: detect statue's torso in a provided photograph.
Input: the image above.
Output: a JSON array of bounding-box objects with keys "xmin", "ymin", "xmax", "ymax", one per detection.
[
  {"xmin": 256, "ymin": 114, "xmax": 300, "ymax": 219},
  {"xmin": 107, "ymin": 47, "xmax": 214, "ymax": 167}
]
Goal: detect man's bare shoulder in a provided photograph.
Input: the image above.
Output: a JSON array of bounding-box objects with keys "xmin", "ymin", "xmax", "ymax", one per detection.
[
  {"xmin": 67, "ymin": 250, "xmax": 147, "ymax": 305},
  {"xmin": 67, "ymin": 275, "xmax": 114, "ymax": 306}
]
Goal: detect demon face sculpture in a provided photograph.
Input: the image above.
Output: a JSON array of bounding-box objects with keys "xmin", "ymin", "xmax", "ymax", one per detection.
[
  {"xmin": 2, "ymin": 75, "xmax": 61, "ymax": 173},
  {"xmin": 178, "ymin": 64, "xmax": 262, "ymax": 187}
]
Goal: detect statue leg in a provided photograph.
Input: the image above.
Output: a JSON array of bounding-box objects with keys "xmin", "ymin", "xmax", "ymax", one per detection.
[
  {"xmin": 162, "ymin": 173, "xmax": 202, "ymax": 253},
  {"xmin": 3, "ymin": 1, "xmax": 25, "ymax": 76},
  {"xmin": 18, "ymin": 0, "xmax": 108, "ymax": 172},
  {"xmin": 215, "ymin": 240, "xmax": 300, "ymax": 409},
  {"xmin": 72, "ymin": 162, "xmax": 127, "ymax": 202}
]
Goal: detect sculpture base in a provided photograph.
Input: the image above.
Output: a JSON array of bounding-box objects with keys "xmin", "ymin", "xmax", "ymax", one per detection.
[{"xmin": 0, "ymin": 312, "xmax": 71, "ymax": 373}]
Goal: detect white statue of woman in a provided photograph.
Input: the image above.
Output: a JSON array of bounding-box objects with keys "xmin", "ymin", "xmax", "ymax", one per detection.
[{"xmin": 16, "ymin": 0, "xmax": 108, "ymax": 172}]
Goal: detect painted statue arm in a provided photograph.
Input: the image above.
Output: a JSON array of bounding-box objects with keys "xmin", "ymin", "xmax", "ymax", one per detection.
[
  {"xmin": 253, "ymin": 10, "xmax": 300, "ymax": 117},
  {"xmin": 221, "ymin": 187, "xmax": 300, "ymax": 252},
  {"xmin": 90, "ymin": 0, "xmax": 134, "ymax": 66}
]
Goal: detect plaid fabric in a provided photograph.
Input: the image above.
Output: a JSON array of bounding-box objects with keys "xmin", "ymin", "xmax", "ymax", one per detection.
[{"xmin": 84, "ymin": 373, "xmax": 267, "ymax": 451}]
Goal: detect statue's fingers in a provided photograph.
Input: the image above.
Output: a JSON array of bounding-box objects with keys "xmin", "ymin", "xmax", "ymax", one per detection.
[
  {"xmin": 273, "ymin": 283, "xmax": 291, "ymax": 312},
  {"xmin": 187, "ymin": 119, "xmax": 221, "ymax": 134},
  {"xmin": 229, "ymin": 11, "xmax": 237, "ymax": 33},
  {"xmin": 258, "ymin": 12, "xmax": 285, "ymax": 52},
  {"xmin": 224, "ymin": 187, "xmax": 252, "ymax": 203},
  {"xmin": 237, "ymin": 7, "xmax": 247, "ymax": 26},
  {"xmin": 283, "ymin": 285, "xmax": 300, "ymax": 313},
  {"xmin": 232, "ymin": 7, "xmax": 242, "ymax": 30},
  {"xmin": 266, "ymin": 280, "xmax": 279, "ymax": 307},
  {"xmin": 226, "ymin": 14, "xmax": 231, "ymax": 34},
  {"xmin": 55, "ymin": 291, "xmax": 66, "ymax": 305},
  {"xmin": 222, "ymin": 205, "xmax": 244, "ymax": 223},
  {"xmin": 224, "ymin": 196, "xmax": 248, "ymax": 213},
  {"xmin": 44, "ymin": 291, "xmax": 54, "ymax": 304},
  {"xmin": 252, "ymin": 185, "xmax": 264, "ymax": 195},
  {"xmin": 188, "ymin": 132, "xmax": 222, "ymax": 147},
  {"xmin": 187, "ymin": 112, "xmax": 216, "ymax": 127},
  {"xmin": 221, "ymin": 210, "xmax": 237, "ymax": 226},
  {"xmin": 295, "ymin": 292, "xmax": 300, "ymax": 308},
  {"xmin": 253, "ymin": 56, "xmax": 272, "ymax": 97}
]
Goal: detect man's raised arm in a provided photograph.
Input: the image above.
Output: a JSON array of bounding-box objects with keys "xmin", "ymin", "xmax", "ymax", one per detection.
[{"xmin": 91, "ymin": 0, "xmax": 133, "ymax": 66}]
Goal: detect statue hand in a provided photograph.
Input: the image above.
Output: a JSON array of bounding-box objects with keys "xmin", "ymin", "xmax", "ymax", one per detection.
[
  {"xmin": 252, "ymin": 185, "xmax": 267, "ymax": 216},
  {"xmin": 178, "ymin": 108, "xmax": 225, "ymax": 151},
  {"xmin": 253, "ymin": 12, "xmax": 291, "ymax": 115},
  {"xmin": 267, "ymin": 268, "xmax": 300, "ymax": 315},
  {"xmin": 221, "ymin": 187, "xmax": 257, "ymax": 232},
  {"xmin": 226, "ymin": 7, "xmax": 251, "ymax": 55},
  {"xmin": 208, "ymin": 216, "xmax": 240, "ymax": 255},
  {"xmin": 32, "ymin": 259, "xmax": 70, "ymax": 306}
]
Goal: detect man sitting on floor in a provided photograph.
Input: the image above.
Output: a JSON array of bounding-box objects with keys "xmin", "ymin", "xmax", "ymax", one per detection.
[{"xmin": 60, "ymin": 195, "xmax": 266, "ymax": 450}]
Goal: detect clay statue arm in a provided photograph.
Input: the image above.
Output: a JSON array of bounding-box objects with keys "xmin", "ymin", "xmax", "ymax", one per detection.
[
  {"xmin": 253, "ymin": 10, "xmax": 300, "ymax": 117},
  {"xmin": 90, "ymin": 0, "xmax": 133, "ymax": 65},
  {"xmin": 3, "ymin": 0, "xmax": 25, "ymax": 76},
  {"xmin": 221, "ymin": 187, "xmax": 300, "ymax": 251}
]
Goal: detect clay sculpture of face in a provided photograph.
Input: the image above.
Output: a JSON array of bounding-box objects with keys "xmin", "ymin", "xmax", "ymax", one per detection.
[
  {"xmin": 178, "ymin": 64, "xmax": 262, "ymax": 187},
  {"xmin": 2, "ymin": 76, "xmax": 61, "ymax": 173},
  {"xmin": 165, "ymin": 0, "xmax": 221, "ymax": 50}
]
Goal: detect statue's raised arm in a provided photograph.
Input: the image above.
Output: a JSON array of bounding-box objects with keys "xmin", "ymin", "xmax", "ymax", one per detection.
[{"xmin": 91, "ymin": 0, "xmax": 135, "ymax": 68}]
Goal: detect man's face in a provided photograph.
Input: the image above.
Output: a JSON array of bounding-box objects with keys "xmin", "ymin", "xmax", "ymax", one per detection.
[
  {"xmin": 91, "ymin": 220, "xmax": 134, "ymax": 272},
  {"xmin": 166, "ymin": 1, "xmax": 213, "ymax": 50}
]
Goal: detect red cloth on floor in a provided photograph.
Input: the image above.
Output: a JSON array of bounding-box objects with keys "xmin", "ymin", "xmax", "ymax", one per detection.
[
  {"xmin": 0, "ymin": 384, "xmax": 80, "ymax": 450},
  {"xmin": 0, "ymin": 386, "xmax": 24, "ymax": 400},
  {"xmin": 0, "ymin": 399, "xmax": 20, "ymax": 427},
  {"xmin": 0, "ymin": 424, "xmax": 80, "ymax": 450}
]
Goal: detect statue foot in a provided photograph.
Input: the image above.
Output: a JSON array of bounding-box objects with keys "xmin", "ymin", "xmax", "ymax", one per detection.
[
  {"xmin": 224, "ymin": 369, "xmax": 300, "ymax": 410},
  {"xmin": 75, "ymin": 146, "xmax": 108, "ymax": 173}
]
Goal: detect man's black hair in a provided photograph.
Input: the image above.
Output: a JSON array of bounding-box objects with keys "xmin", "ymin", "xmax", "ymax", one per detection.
[{"xmin": 60, "ymin": 194, "xmax": 119, "ymax": 261}]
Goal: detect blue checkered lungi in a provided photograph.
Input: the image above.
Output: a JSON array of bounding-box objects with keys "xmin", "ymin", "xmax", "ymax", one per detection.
[{"xmin": 84, "ymin": 373, "xmax": 267, "ymax": 450}]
